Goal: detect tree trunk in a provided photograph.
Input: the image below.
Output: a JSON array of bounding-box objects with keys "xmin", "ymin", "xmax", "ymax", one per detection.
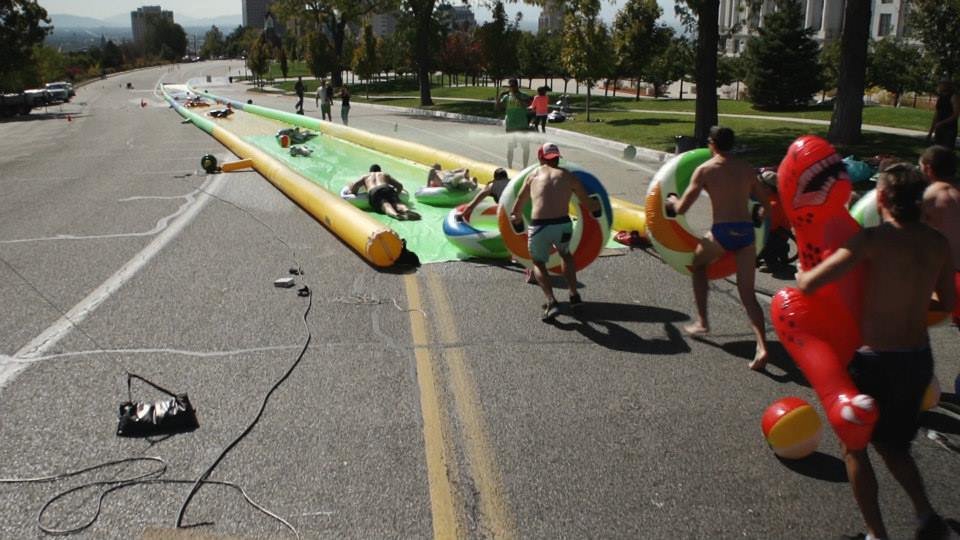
[
  {"xmin": 636, "ymin": 77, "xmax": 641, "ymax": 101},
  {"xmin": 612, "ymin": 79, "xmax": 618, "ymax": 97},
  {"xmin": 586, "ymin": 83, "xmax": 591, "ymax": 122},
  {"xmin": 828, "ymin": 0, "xmax": 871, "ymax": 145},
  {"xmin": 330, "ymin": 19, "xmax": 346, "ymax": 87},
  {"xmin": 679, "ymin": 80, "xmax": 684, "ymax": 100},
  {"xmin": 693, "ymin": 1, "xmax": 719, "ymax": 146},
  {"xmin": 563, "ymin": 79, "xmax": 569, "ymax": 93},
  {"xmin": 413, "ymin": 7, "xmax": 435, "ymax": 106}
]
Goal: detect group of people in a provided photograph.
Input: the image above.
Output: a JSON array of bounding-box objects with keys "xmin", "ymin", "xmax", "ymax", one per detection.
[
  {"xmin": 668, "ymin": 127, "xmax": 959, "ymax": 540},
  {"xmin": 497, "ymin": 79, "xmax": 555, "ymax": 169},
  {"xmin": 293, "ymin": 76, "xmax": 351, "ymax": 125}
]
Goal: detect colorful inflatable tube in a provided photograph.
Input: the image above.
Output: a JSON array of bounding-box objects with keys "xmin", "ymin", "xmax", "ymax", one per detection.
[
  {"xmin": 496, "ymin": 162, "xmax": 612, "ymax": 273},
  {"xmin": 771, "ymin": 135, "xmax": 877, "ymax": 450},
  {"xmin": 414, "ymin": 186, "xmax": 479, "ymax": 207},
  {"xmin": 644, "ymin": 148, "xmax": 767, "ymax": 279},
  {"xmin": 163, "ymin": 85, "xmax": 404, "ymax": 268},
  {"xmin": 442, "ymin": 201, "xmax": 510, "ymax": 259}
]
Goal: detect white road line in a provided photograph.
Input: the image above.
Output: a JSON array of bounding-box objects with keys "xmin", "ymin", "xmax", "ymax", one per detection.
[
  {"xmin": 0, "ymin": 173, "xmax": 227, "ymax": 390},
  {"xmin": 2, "ymin": 345, "xmax": 301, "ymax": 365}
]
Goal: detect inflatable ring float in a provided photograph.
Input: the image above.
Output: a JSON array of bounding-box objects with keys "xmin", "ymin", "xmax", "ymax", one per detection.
[
  {"xmin": 645, "ymin": 148, "xmax": 767, "ymax": 279},
  {"xmin": 414, "ymin": 185, "xmax": 479, "ymax": 207},
  {"xmin": 442, "ymin": 200, "xmax": 510, "ymax": 259},
  {"xmin": 340, "ymin": 185, "xmax": 410, "ymax": 211},
  {"xmin": 849, "ymin": 189, "xmax": 881, "ymax": 228},
  {"xmin": 850, "ymin": 188, "xmax": 951, "ymax": 326},
  {"xmin": 496, "ymin": 162, "xmax": 612, "ymax": 273}
]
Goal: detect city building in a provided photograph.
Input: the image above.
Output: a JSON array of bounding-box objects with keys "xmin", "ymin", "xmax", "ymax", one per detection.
[
  {"xmin": 719, "ymin": 0, "xmax": 911, "ymax": 55},
  {"xmin": 131, "ymin": 6, "xmax": 174, "ymax": 44},
  {"xmin": 538, "ymin": 0, "xmax": 564, "ymax": 35},
  {"xmin": 370, "ymin": 11, "xmax": 399, "ymax": 38},
  {"xmin": 437, "ymin": 3, "xmax": 477, "ymax": 32},
  {"xmin": 242, "ymin": 0, "xmax": 275, "ymax": 30}
]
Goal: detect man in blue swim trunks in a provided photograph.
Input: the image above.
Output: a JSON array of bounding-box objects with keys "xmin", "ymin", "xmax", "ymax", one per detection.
[
  {"xmin": 510, "ymin": 143, "xmax": 599, "ymax": 320},
  {"xmin": 666, "ymin": 126, "xmax": 770, "ymax": 369}
]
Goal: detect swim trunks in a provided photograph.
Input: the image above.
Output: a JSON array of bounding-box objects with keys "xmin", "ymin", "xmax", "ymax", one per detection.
[
  {"xmin": 848, "ymin": 346, "xmax": 933, "ymax": 449},
  {"xmin": 368, "ymin": 185, "xmax": 400, "ymax": 214},
  {"xmin": 711, "ymin": 221, "xmax": 755, "ymax": 251},
  {"xmin": 528, "ymin": 216, "xmax": 573, "ymax": 263}
]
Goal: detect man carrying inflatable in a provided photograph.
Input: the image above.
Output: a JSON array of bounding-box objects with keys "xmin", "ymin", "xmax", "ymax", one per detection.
[
  {"xmin": 510, "ymin": 143, "xmax": 599, "ymax": 320},
  {"xmin": 797, "ymin": 164, "xmax": 955, "ymax": 540},
  {"xmin": 665, "ymin": 126, "xmax": 769, "ymax": 370}
]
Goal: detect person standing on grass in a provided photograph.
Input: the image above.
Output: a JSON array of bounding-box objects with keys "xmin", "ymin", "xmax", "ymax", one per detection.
[
  {"xmin": 928, "ymin": 79, "xmax": 959, "ymax": 150},
  {"xmin": 496, "ymin": 78, "xmax": 531, "ymax": 169},
  {"xmin": 339, "ymin": 86, "xmax": 351, "ymax": 125},
  {"xmin": 294, "ymin": 76, "xmax": 305, "ymax": 114},
  {"xmin": 665, "ymin": 126, "xmax": 770, "ymax": 370}
]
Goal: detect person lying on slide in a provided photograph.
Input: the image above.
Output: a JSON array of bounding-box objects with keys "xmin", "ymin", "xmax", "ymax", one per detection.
[
  {"xmin": 427, "ymin": 164, "xmax": 478, "ymax": 191},
  {"xmin": 349, "ymin": 165, "xmax": 420, "ymax": 221}
]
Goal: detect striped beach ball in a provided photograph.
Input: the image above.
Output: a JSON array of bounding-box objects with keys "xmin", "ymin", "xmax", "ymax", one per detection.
[{"xmin": 762, "ymin": 397, "xmax": 823, "ymax": 459}]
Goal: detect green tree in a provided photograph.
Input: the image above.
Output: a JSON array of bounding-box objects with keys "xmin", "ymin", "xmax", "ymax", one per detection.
[
  {"xmin": 352, "ymin": 24, "xmax": 380, "ymax": 97},
  {"xmin": 102, "ymin": 40, "xmax": 124, "ymax": 69},
  {"xmin": 144, "ymin": 17, "xmax": 187, "ymax": 60},
  {"xmin": 477, "ymin": 1, "xmax": 519, "ymax": 96},
  {"xmin": 32, "ymin": 45, "xmax": 66, "ymax": 83},
  {"xmin": 612, "ymin": 0, "xmax": 666, "ymax": 101},
  {"xmin": 272, "ymin": 0, "xmax": 395, "ymax": 87},
  {"xmin": 909, "ymin": 0, "xmax": 960, "ymax": 79},
  {"xmin": 674, "ymin": 0, "xmax": 720, "ymax": 143},
  {"xmin": 247, "ymin": 33, "xmax": 273, "ymax": 87},
  {"xmin": 518, "ymin": 31, "xmax": 550, "ymax": 89},
  {"xmin": 742, "ymin": 0, "xmax": 822, "ymax": 108},
  {"xmin": 560, "ymin": 0, "xmax": 612, "ymax": 121},
  {"xmin": 201, "ymin": 25, "xmax": 225, "ymax": 59},
  {"xmin": 819, "ymin": 38, "xmax": 841, "ymax": 99},
  {"xmin": 306, "ymin": 31, "xmax": 336, "ymax": 81},
  {"xmin": 278, "ymin": 45, "xmax": 289, "ymax": 78},
  {"xmin": 0, "ymin": 0, "xmax": 52, "ymax": 91},
  {"xmin": 868, "ymin": 37, "xmax": 923, "ymax": 107},
  {"xmin": 717, "ymin": 54, "xmax": 745, "ymax": 99},
  {"xmin": 828, "ymin": 0, "xmax": 871, "ymax": 145}
]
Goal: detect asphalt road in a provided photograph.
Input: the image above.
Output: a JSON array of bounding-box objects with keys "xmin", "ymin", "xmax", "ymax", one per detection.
[{"xmin": 0, "ymin": 61, "xmax": 957, "ymax": 540}]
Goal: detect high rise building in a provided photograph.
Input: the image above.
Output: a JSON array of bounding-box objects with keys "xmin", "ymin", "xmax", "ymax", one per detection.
[
  {"xmin": 437, "ymin": 3, "xmax": 477, "ymax": 32},
  {"xmin": 719, "ymin": 0, "xmax": 911, "ymax": 55},
  {"xmin": 131, "ymin": 6, "xmax": 174, "ymax": 44},
  {"xmin": 243, "ymin": 0, "xmax": 276, "ymax": 30},
  {"xmin": 538, "ymin": 0, "xmax": 564, "ymax": 35}
]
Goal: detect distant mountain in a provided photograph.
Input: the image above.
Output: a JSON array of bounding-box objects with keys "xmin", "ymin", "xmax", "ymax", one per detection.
[{"xmin": 48, "ymin": 13, "xmax": 124, "ymax": 28}]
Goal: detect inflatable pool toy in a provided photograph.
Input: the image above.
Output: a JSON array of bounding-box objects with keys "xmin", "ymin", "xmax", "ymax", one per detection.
[
  {"xmin": 442, "ymin": 201, "xmax": 510, "ymax": 259},
  {"xmin": 414, "ymin": 185, "xmax": 479, "ymax": 207},
  {"xmin": 497, "ymin": 162, "xmax": 612, "ymax": 273},
  {"xmin": 921, "ymin": 374, "xmax": 941, "ymax": 411},
  {"xmin": 340, "ymin": 185, "xmax": 410, "ymax": 211},
  {"xmin": 645, "ymin": 148, "xmax": 767, "ymax": 278},
  {"xmin": 771, "ymin": 135, "xmax": 877, "ymax": 451},
  {"xmin": 849, "ymin": 189, "xmax": 881, "ymax": 228},
  {"xmin": 761, "ymin": 397, "xmax": 822, "ymax": 459}
]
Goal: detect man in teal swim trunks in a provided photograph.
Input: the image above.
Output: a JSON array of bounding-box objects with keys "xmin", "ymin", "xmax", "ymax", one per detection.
[
  {"xmin": 511, "ymin": 143, "xmax": 600, "ymax": 320},
  {"xmin": 497, "ymin": 79, "xmax": 531, "ymax": 169},
  {"xmin": 665, "ymin": 126, "xmax": 770, "ymax": 370}
]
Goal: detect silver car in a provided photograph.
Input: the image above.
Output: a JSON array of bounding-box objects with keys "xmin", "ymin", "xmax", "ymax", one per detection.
[{"xmin": 44, "ymin": 82, "xmax": 73, "ymax": 103}]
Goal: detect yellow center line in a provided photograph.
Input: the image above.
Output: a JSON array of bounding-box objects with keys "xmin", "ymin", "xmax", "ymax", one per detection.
[
  {"xmin": 425, "ymin": 272, "xmax": 517, "ymax": 540},
  {"xmin": 403, "ymin": 274, "xmax": 461, "ymax": 539}
]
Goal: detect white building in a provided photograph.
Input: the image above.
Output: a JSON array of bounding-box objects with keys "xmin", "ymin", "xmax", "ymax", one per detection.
[
  {"xmin": 719, "ymin": 0, "xmax": 911, "ymax": 55},
  {"xmin": 538, "ymin": 0, "xmax": 564, "ymax": 35}
]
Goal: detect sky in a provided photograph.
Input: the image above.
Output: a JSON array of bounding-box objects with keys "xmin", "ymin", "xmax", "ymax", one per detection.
[{"xmin": 38, "ymin": 0, "xmax": 681, "ymax": 27}]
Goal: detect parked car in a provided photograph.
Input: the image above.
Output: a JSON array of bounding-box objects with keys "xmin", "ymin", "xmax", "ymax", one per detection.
[
  {"xmin": 0, "ymin": 90, "xmax": 51, "ymax": 117},
  {"xmin": 44, "ymin": 82, "xmax": 73, "ymax": 102}
]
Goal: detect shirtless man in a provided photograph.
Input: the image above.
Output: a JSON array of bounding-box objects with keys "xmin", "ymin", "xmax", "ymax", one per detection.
[
  {"xmin": 510, "ymin": 143, "xmax": 599, "ymax": 320},
  {"xmin": 920, "ymin": 145, "xmax": 960, "ymax": 327},
  {"xmin": 459, "ymin": 167, "xmax": 510, "ymax": 221},
  {"xmin": 665, "ymin": 126, "xmax": 769, "ymax": 370},
  {"xmin": 797, "ymin": 163, "xmax": 955, "ymax": 540},
  {"xmin": 349, "ymin": 165, "xmax": 420, "ymax": 220},
  {"xmin": 427, "ymin": 164, "xmax": 478, "ymax": 191}
]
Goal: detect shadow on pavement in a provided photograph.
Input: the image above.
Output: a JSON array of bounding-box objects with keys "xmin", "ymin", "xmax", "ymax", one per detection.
[
  {"xmin": 690, "ymin": 338, "xmax": 810, "ymax": 387},
  {"xmin": 0, "ymin": 111, "xmax": 87, "ymax": 123},
  {"xmin": 921, "ymin": 409, "xmax": 960, "ymax": 436},
  {"xmin": 777, "ymin": 451, "xmax": 848, "ymax": 483},
  {"xmin": 547, "ymin": 302, "xmax": 691, "ymax": 355}
]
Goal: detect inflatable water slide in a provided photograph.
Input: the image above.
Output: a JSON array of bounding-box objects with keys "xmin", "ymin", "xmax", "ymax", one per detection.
[{"xmin": 162, "ymin": 82, "xmax": 646, "ymax": 268}]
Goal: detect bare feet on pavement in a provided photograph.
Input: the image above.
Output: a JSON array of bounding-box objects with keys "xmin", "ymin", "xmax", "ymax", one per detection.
[{"xmin": 682, "ymin": 322, "xmax": 709, "ymax": 336}]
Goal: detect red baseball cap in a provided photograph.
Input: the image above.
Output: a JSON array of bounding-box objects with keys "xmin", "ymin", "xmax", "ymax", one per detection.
[{"xmin": 538, "ymin": 142, "xmax": 561, "ymax": 160}]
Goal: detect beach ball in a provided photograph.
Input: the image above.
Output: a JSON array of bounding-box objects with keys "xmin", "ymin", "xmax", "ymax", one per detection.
[
  {"xmin": 278, "ymin": 134, "xmax": 290, "ymax": 148},
  {"xmin": 762, "ymin": 397, "xmax": 822, "ymax": 459},
  {"xmin": 921, "ymin": 375, "xmax": 941, "ymax": 411}
]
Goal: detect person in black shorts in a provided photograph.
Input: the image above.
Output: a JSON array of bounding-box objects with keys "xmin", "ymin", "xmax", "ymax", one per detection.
[
  {"xmin": 798, "ymin": 163, "xmax": 956, "ymax": 540},
  {"xmin": 348, "ymin": 165, "xmax": 420, "ymax": 220}
]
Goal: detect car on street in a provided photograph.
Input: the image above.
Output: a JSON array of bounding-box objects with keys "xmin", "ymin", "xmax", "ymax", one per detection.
[{"xmin": 44, "ymin": 81, "xmax": 73, "ymax": 102}]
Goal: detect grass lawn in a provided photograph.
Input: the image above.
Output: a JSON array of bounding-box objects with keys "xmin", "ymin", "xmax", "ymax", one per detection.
[{"xmin": 266, "ymin": 78, "xmax": 930, "ymax": 167}]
